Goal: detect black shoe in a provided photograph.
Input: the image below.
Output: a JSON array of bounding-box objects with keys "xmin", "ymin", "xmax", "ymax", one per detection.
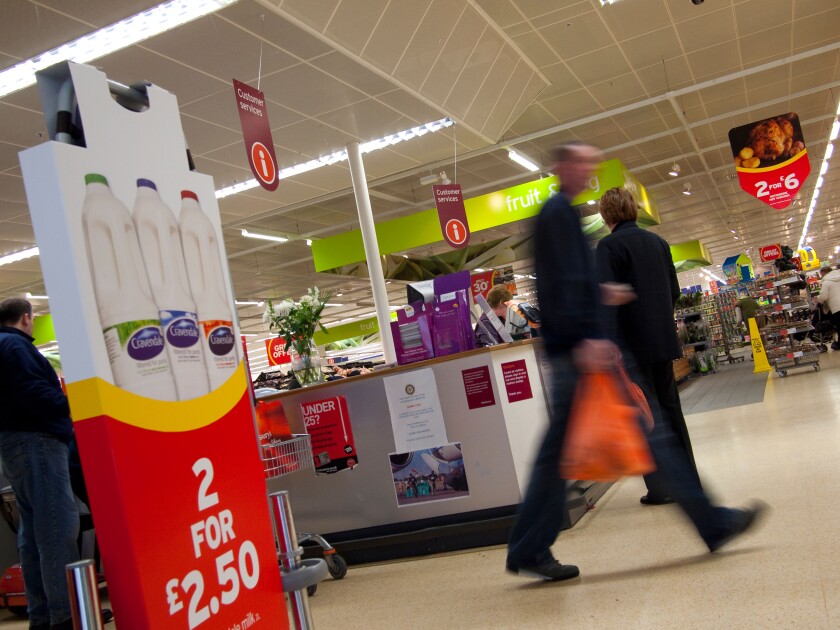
[
  {"xmin": 50, "ymin": 620, "xmax": 73, "ymax": 630},
  {"xmin": 707, "ymin": 500, "xmax": 769, "ymax": 552},
  {"xmin": 507, "ymin": 558, "xmax": 580, "ymax": 581},
  {"xmin": 640, "ymin": 494, "xmax": 675, "ymax": 505},
  {"xmin": 102, "ymin": 608, "xmax": 114, "ymax": 624}
]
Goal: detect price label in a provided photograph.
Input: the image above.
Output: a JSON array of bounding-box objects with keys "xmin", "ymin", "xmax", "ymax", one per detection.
[
  {"xmin": 165, "ymin": 458, "xmax": 261, "ymax": 629},
  {"xmin": 782, "ymin": 304, "xmax": 792, "ymax": 310}
]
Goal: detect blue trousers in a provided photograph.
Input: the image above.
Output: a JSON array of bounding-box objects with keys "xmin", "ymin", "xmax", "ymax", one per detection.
[
  {"xmin": 0, "ymin": 431, "xmax": 79, "ymax": 625},
  {"xmin": 507, "ymin": 353, "xmax": 738, "ymax": 566}
]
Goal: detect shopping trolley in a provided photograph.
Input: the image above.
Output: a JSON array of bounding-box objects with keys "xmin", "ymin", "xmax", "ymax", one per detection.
[{"xmin": 261, "ymin": 434, "xmax": 347, "ymax": 597}]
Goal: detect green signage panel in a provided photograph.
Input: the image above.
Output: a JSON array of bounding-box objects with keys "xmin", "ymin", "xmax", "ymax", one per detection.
[
  {"xmin": 313, "ymin": 316, "xmax": 379, "ymax": 345},
  {"xmin": 312, "ymin": 159, "xmax": 659, "ymax": 271},
  {"xmin": 670, "ymin": 240, "xmax": 713, "ymax": 272}
]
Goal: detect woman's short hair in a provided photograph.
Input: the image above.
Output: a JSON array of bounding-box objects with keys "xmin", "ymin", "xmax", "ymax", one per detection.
[
  {"xmin": 599, "ymin": 187, "xmax": 639, "ymax": 225},
  {"xmin": 486, "ymin": 285, "xmax": 513, "ymax": 308}
]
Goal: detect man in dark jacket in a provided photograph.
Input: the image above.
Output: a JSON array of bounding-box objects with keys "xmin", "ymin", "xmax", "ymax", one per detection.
[
  {"xmin": 595, "ymin": 186, "xmax": 699, "ymax": 504},
  {"xmin": 0, "ymin": 298, "xmax": 78, "ymax": 630}
]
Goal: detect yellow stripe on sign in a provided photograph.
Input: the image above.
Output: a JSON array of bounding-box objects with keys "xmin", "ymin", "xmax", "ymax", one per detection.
[{"xmin": 67, "ymin": 364, "xmax": 248, "ymax": 432}]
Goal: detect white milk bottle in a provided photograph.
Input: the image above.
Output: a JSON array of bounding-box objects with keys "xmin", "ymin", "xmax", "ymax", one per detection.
[
  {"xmin": 133, "ymin": 179, "xmax": 209, "ymax": 400},
  {"xmin": 179, "ymin": 190, "xmax": 238, "ymax": 390},
  {"xmin": 81, "ymin": 173, "xmax": 177, "ymax": 400}
]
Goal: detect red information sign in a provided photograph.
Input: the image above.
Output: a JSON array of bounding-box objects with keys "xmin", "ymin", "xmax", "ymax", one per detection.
[
  {"xmin": 501, "ymin": 359, "xmax": 533, "ymax": 403},
  {"xmin": 470, "ymin": 270, "xmax": 495, "ymax": 302},
  {"xmin": 233, "ymin": 79, "xmax": 279, "ymax": 192},
  {"xmin": 265, "ymin": 337, "xmax": 291, "ymax": 365},
  {"xmin": 728, "ymin": 113, "xmax": 810, "ymax": 210},
  {"xmin": 760, "ymin": 244, "xmax": 782, "ymax": 262},
  {"xmin": 300, "ymin": 396, "xmax": 358, "ymax": 474},
  {"xmin": 433, "ymin": 184, "xmax": 470, "ymax": 249},
  {"xmin": 462, "ymin": 366, "xmax": 496, "ymax": 409}
]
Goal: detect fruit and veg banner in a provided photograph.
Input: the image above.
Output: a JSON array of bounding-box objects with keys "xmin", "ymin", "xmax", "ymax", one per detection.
[
  {"xmin": 728, "ymin": 112, "xmax": 810, "ymax": 210},
  {"xmin": 19, "ymin": 62, "xmax": 287, "ymax": 629}
]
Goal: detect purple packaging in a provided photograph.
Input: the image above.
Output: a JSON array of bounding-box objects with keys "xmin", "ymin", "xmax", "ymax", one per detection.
[
  {"xmin": 390, "ymin": 301, "xmax": 435, "ymax": 365},
  {"xmin": 431, "ymin": 271, "xmax": 475, "ymax": 357}
]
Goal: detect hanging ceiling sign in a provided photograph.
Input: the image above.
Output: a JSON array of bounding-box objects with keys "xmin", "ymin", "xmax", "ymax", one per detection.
[
  {"xmin": 728, "ymin": 113, "xmax": 810, "ymax": 210},
  {"xmin": 433, "ymin": 184, "xmax": 470, "ymax": 249},
  {"xmin": 759, "ymin": 244, "xmax": 782, "ymax": 262},
  {"xmin": 233, "ymin": 79, "xmax": 278, "ymax": 192}
]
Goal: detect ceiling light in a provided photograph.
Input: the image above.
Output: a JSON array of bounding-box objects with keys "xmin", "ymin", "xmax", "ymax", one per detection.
[
  {"xmin": 0, "ymin": 0, "xmax": 237, "ymax": 99},
  {"xmin": 587, "ymin": 200, "xmax": 596, "ymax": 205},
  {"xmin": 215, "ymin": 116, "xmax": 453, "ymax": 199},
  {"xmin": 324, "ymin": 303, "xmax": 343, "ymax": 307},
  {"xmin": 807, "ymin": 236, "xmax": 813, "ymax": 243},
  {"xmin": 240, "ymin": 229, "xmax": 288, "ymax": 243},
  {"xmin": 25, "ymin": 293, "xmax": 48, "ymax": 300},
  {"xmin": 507, "ymin": 150, "xmax": 540, "ymax": 172},
  {"xmin": 305, "ymin": 239, "xmax": 312, "ymax": 246},
  {"xmin": 682, "ymin": 183, "xmax": 692, "ymax": 195},
  {"xmin": 832, "ymin": 121, "xmax": 839, "ymax": 141},
  {"xmin": 598, "ymin": 0, "xmax": 622, "ymax": 5},
  {"xmin": 336, "ymin": 292, "xmax": 344, "ymax": 297},
  {"xmin": 241, "ymin": 333, "xmax": 258, "ymax": 337},
  {"xmin": 0, "ymin": 247, "xmax": 39, "ymax": 267},
  {"xmin": 475, "ymin": 268, "xmax": 486, "ymax": 272},
  {"xmin": 235, "ymin": 300, "xmax": 263, "ymax": 306},
  {"xmin": 669, "ymin": 163, "xmax": 681, "ymax": 177}
]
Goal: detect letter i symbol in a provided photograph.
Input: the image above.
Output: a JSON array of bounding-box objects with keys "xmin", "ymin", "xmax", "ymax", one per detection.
[
  {"xmin": 259, "ymin": 149, "xmax": 268, "ymax": 178},
  {"xmin": 453, "ymin": 224, "xmax": 460, "ymax": 241}
]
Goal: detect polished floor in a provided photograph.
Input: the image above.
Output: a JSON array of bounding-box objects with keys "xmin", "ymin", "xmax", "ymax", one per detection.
[{"xmin": 2, "ymin": 349, "xmax": 838, "ymax": 629}]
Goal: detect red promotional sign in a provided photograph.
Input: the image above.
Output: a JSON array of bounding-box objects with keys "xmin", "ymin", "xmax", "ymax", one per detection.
[
  {"xmin": 728, "ymin": 113, "xmax": 810, "ymax": 210},
  {"xmin": 300, "ymin": 396, "xmax": 358, "ymax": 474},
  {"xmin": 501, "ymin": 359, "xmax": 533, "ymax": 403},
  {"xmin": 233, "ymin": 79, "xmax": 279, "ymax": 191},
  {"xmin": 760, "ymin": 244, "xmax": 782, "ymax": 262},
  {"xmin": 265, "ymin": 337, "xmax": 291, "ymax": 365},
  {"xmin": 462, "ymin": 366, "xmax": 496, "ymax": 409},
  {"xmin": 470, "ymin": 270, "xmax": 495, "ymax": 302},
  {"xmin": 433, "ymin": 184, "xmax": 470, "ymax": 248}
]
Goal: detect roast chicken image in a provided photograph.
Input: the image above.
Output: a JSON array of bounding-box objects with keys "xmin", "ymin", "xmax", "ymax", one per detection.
[{"xmin": 746, "ymin": 117, "xmax": 794, "ymax": 160}]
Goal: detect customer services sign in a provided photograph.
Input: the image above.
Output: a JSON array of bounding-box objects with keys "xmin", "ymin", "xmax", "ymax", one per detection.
[{"xmin": 19, "ymin": 63, "xmax": 286, "ymax": 629}]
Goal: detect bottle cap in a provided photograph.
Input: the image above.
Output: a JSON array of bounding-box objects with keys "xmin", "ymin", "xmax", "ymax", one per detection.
[
  {"xmin": 137, "ymin": 178, "xmax": 157, "ymax": 190},
  {"xmin": 85, "ymin": 173, "xmax": 108, "ymax": 186},
  {"xmin": 181, "ymin": 190, "xmax": 198, "ymax": 201}
]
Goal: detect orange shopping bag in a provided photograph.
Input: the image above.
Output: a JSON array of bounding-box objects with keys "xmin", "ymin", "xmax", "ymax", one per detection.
[{"xmin": 559, "ymin": 368, "xmax": 655, "ymax": 482}]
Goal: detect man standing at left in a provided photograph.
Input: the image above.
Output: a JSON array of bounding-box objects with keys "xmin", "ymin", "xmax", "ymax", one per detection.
[{"xmin": 0, "ymin": 298, "xmax": 78, "ymax": 630}]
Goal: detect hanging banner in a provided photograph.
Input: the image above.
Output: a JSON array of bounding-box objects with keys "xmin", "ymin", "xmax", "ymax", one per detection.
[
  {"xmin": 760, "ymin": 244, "xmax": 782, "ymax": 262},
  {"xmin": 19, "ymin": 62, "xmax": 287, "ymax": 629},
  {"xmin": 300, "ymin": 396, "xmax": 358, "ymax": 474},
  {"xmin": 233, "ymin": 79, "xmax": 279, "ymax": 192},
  {"xmin": 265, "ymin": 337, "xmax": 291, "ymax": 365},
  {"xmin": 728, "ymin": 113, "xmax": 809, "ymax": 210},
  {"xmin": 433, "ymin": 184, "xmax": 470, "ymax": 248}
]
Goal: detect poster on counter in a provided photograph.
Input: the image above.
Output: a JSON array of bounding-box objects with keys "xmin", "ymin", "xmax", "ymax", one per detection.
[
  {"xmin": 501, "ymin": 359, "xmax": 533, "ymax": 403},
  {"xmin": 300, "ymin": 395, "xmax": 358, "ymax": 474},
  {"xmin": 389, "ymin": 443, "xmax": 470, "ymax": 507},
  {"xmin": 461, "ymin": 366, "xmax": 496, "ymax": 409},
  {"xmin": 383, "ymin": 368, "xmax": 448, "ymax": 451}
]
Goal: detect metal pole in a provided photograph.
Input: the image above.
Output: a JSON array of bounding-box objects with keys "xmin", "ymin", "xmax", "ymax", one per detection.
[
  {"xmin": 270, "ymin": 490, "xmax": 314, "ymax": 630},
  {"xmin": 345, "ymin": 141, "xmax": 397, "ymax": 365},
  {"xmin": 65, "ymin": 560, "xmax": 103, "ymax": 630}
]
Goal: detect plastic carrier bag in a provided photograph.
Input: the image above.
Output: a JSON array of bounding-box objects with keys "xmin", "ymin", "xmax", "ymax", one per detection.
[{"xmin": 559, "ymin": 368, "xmax": 655, "ymax": 482}]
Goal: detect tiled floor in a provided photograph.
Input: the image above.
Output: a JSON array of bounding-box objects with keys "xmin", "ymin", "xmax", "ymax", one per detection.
[
  {"xmin": 2, "ymin": 349, "xmax": 838, "ymax": 628},
  {"xmin": 679, "ymin": 348, "xmax": 769, "ymax": 415}
]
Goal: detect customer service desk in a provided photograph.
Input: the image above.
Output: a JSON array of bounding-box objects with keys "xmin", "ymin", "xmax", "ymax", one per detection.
[{"xmin": 259, "ymin": 339, "xmax": 609, "ymax": 562}]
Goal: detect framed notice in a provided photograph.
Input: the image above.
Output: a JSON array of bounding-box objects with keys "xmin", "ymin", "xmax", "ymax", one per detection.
[
  {"xmin": 501, "ymin": 359, "xmax": 533, "ymax": 403},
  {"xmin": 462, "ymin": 366, "xmax": 496, "ymax": 409}
]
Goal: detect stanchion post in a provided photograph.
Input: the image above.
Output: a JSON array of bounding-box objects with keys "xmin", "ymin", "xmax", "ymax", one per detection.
[
  {"xmin": 270, "ymin": 490, "xmax": 315, "ymax": 630},
  {"xmin": 65, "ymin": 559, "xmax": 103, "ymax": 630}
]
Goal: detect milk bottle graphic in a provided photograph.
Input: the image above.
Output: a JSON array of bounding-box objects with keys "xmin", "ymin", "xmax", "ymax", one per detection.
[
  {"xmin": 179, "ymin": 190, "xmax": 238, "ymax": 390},
  {"xmin": 133, "ymin": 179, "xmax": 210, "ymax": 400},
  {"xmin": 81, "ymin": 174, "xmax": 177, "ymax": 400}
]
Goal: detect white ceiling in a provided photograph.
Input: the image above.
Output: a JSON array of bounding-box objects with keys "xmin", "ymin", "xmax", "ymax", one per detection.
[{"xmin": 1, "ymin": 0, "xmax": 839, "ymax": 366}]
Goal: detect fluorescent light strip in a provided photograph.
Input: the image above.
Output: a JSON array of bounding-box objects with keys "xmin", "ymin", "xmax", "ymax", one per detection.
[
  {"xmin": 215, "ymin": 117, "xmax": 454, "ymax": 199},
  {"xmin": 0, "ymin": 247, "xmax": 39, "ymax": 267},
  {"xmin": 241, "ymin": 229, "xmax": 287, "ymax": 243},
  {"xmin": 508, "ymin": 150, "xmax": 540, "ymax": 172},
  {"xmin": 235, "ymin": 300, "xmax": 264, "ymax": 306},
  {"xmin": 25, "ymin": 293, "xmax": 49, "ymax": 300},
  {"xmin": 0, "ymin": 0, "xmax": 237, "ymax": 99}
]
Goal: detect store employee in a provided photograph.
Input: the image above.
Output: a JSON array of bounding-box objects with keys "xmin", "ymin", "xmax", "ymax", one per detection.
[{"xmin": 474, "ymin": 285, "xmax": 512, "ymax": 347}]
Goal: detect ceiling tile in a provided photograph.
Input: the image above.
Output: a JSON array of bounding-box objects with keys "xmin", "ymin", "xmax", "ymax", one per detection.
[
  {"xmin": 481, "ymin": 61, "xmax": 533, "ymax": 139},
  {"xmin": 361, "ymin": 0, "xmax": 433, "ymax": 75},
  {"xmin": 566, "ymin": 45, "xmax": 632, "ymax": 85},
  {"xmin": 540, "ymin": 89, "xmax": 601, "ymax": 123},
  {"xmin": 310, "ymin": 52, "xmax": 395, "ymax": 97},
  {"xmin": 324, "ymin": 0, "xmax": 390, "ymax": 55},
  {"xmin": 461, "ymin": 44, "xmax": 519, "ymax": 133},
  {"xmin": 509, "ymin": 103, "xmax": 558, "ymax": 136},
  {"xmin": 222, "ymin": 2, "xmax": 334, "ymax": 60},
  {"xmin": 739, "ymin": 25, "xmax": 793, "ymax": 66},
  {"xmin": 278, "ymin": 0, "xmax": 341, "ymax": 32},
  {"xmin": 511, "ymin": 31, "xmax": 558, "ymax": 68},
  {"xmin": 734, "ymin": 0, "xmax": 792, "ymax": 36},
  {"xmin": 587, "ymin": 73, "xmax": 648, "ymax": 109},
  {"xmin": 315, "ymin": 100, "xmax": 414, "ymax": 141},
  {"xmin": 635, "ymin": 57, "xmax": 694, "ymax": 94},
  {"xmin": 258, "ymin": 64, "xmax": 368, "ymax": 117},
  {"xmin": 475, "ymin": 0, "xmax": 524, "ymax": 29},
  {"xmin": 620, "ymin": 27, "xmax": 683, "ymax": 70},
  {"xmin": 0, "ymin": 2, "xmax": 91, "ymax": 61},
  {"xmin": 444, "ymin": 29, "xmax": 505, "ymax": 119},
  {"xmin": 512, "ymin": 0, "xmax": 591, "ymax": 22},
  {"xmin": 793, "ymin": 6, "xmax": 840, "ymax": 48},
  {"xmin": 421, "ymin": 7, "xmax": 487, "ymax": 104},
  {"xmin": 180, "ymin": 115, "xmax": 243, "ymax": 156},
  {"xmin": 374, "ymin": 90, "xmax": 444, "ymax": 124},
  {"xmin": 598, "ymin": 0, "xmax": 672, "ymax": 41},
  {"xmin": 794, "ymin": 0, "xmax": 839, "ymax": 19},
  {"xmin": 675, "ymin": 8, "xmax": 738, "ymax": 54},
  {"xmin": 538, "ymin": 11, "xmax": 615, "ymax": 60},
  {"xmin": 686, "ymin": 41, "xmax": 742, "ymax": 81}
]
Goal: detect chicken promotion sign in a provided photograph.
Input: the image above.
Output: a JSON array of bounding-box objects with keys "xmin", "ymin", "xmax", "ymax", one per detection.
[{"xmin": 728, "ymin": 113, "xmax": 810, "ymax": 210}]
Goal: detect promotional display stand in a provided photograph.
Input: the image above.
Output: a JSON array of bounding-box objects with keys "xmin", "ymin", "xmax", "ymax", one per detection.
[{"xmin": 19, "ymin": 63, "xmax": 287, "ymax": 629}]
